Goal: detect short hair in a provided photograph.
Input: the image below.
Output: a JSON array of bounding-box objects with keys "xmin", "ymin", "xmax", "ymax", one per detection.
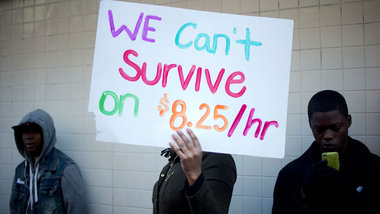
[{"xmin": 307, "ymin": 90, "xmax": 348, "ymax": 119}]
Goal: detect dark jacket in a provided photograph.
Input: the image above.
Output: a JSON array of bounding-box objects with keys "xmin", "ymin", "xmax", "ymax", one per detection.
[
  {"xmin": 272, "ymin": 137, "xmax": 380, "ymax": 214},
  {"xmin": 10, "ymin": 109, "xmax": 86, "ymax": 214},
  {"xmin": 153, "ymin": 151, "xmax": 237, "ymax": 214}
]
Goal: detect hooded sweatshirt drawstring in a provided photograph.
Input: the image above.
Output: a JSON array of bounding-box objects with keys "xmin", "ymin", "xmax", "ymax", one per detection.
[{"xmin": 28, "ymin": 161, "xmax": 39, "ymax": 211}]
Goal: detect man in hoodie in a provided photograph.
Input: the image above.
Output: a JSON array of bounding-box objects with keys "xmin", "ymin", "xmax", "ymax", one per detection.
[{"xmin": 9, "ymin": 109, "xmax": 86, "ymax": 214}]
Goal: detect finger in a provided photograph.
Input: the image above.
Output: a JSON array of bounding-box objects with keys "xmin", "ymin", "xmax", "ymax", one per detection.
[
  {"xmin": 172, "ymin": 133, "xmax": 189, "ymax": 152},
  {"xmin": 176, "ymin": 130, "xmax": 194, "ymax": 150},
  {"xmin": 186, "ymin": 128, "xmax": 201, "ymax": 149},
  {"xmin": 169, "ymin": 142, "xmax": 185, "ymax": 159}
]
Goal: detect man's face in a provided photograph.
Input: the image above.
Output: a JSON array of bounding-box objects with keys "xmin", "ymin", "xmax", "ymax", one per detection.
[
  {"xmin": 22, "ymin": 130, "xmax": 43, "ymax": 158},
  {"xmin": 309, "ymin": 110, "xmax": 351, "ymax": 154}
]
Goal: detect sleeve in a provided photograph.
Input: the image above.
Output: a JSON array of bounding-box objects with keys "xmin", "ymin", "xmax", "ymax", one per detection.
[
  {"xmin": 9, "ymin": 173, "xmax": 18, "ymax": 214},
  {"xmin": 185, "ymin": 153, "xmax": 237, "ymax": 214},
  {"xmin": 272, "ymin": 169, "xmax": 310, "ymax": 214},
  {"xmin": 61, "ymin": 164, "xmax": 87, "ymax": 214}
]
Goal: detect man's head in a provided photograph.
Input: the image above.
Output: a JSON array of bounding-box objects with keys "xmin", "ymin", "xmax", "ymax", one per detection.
[
  {"xmin": 14, "ymin": 122, "xmax": 44, "ymax": 158},
  {"xmin": 308, "ymin": 90, "xmax": 351, "ymax": 154}
]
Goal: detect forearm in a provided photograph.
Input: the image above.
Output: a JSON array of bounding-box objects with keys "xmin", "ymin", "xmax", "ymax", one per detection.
[
  {"xmin": 61, "ymin": 164, "xmax": 86, "ymax": 214},
  {"xmin": 186, "ymin": 175, "xmax": 232, "ymax": 214}
]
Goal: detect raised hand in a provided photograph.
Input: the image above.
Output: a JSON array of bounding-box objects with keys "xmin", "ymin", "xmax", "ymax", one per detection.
[{"xmin": 169, "ymin": 128, "xmax": 202, "ymax": 186}]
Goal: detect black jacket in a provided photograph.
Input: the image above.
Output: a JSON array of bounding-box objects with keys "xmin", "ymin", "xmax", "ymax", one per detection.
[
  {"xmin": 153, "ymin": 151, "xmax": 236, "ymax": 214},
  {"xmin": 272, "ymin": 137, "xmax": 380, "ymax": 214}
]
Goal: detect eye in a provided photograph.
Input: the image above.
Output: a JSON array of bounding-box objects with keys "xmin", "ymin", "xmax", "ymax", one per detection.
[
  {"xmin": 331, "ymin": 124, "xmax": 342, "ymax": 132},
  {"xmin": 314, "ymin": 127, "xmax": 325, "ymax": 133}
]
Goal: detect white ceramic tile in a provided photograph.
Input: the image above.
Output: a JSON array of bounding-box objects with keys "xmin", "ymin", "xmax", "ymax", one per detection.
[
  {"xmin": 364, "ymin": 0, "xmax": 380, "ymax": 22},
  {"xmin": 342, "ymin": 2, "xmax": 363, "ymax": 25},
  {"xmin": 288, "ymin": 92, "xmax": 301, "ymax": 113},
  {"xmin": 302, "ymin": 135, "xmax": 314, "ymax": 153},
  {"xmin": 300, "ymin": 49, "xmax": 321, "ymax": 70},
  {"xmin": 279, "ymin": 9, "xmax": 299, "ymax": 29},
  {"xmin": 285, "ymin": 136, "xmax": 302, "ymax": 156},
  {"xmin": 12, "ymin": 8, "xmax": 23, "ymax": 24},
  {"xmin": 321, "ymin": 0, "xmax": 340, "ymax": 5},
  {"xmin": 86, "ymin": 187, "xmax": 112, "ymax": 204},
  {"xmin": 301, "ymin": 70, "xmax": 322, "ymax": 91},
  {"xmin": 366, "ymin": 68, "xmax": 380, "ymax": 90},
  {"xmin": 365, "ymin": 45, "xmax": 380, "ymax": 67},
  {"xmin": 344, "ymin": 91, "xmax": 366, "ymax": 113},
  {"xmin": 320, "ymin": 4, "xmax": 340, "ymax": 26},
  {"xmin": 204, "ymin": 0, "xmax": 223, "ymax": 12},
  {"xmin": 366, "ymin": 113, "xmax": 380, "ymax": 135},
  {"xmin": 87, "ymin": 204, "xmax": 112, "ymax": 214},
  {"xmin": 262, "ymin": 176, "xmax": 276, "ymax": 197},
  {"xmin": 322, "ymin": 69, "xmax": 343, "ymax": 90},
  {"xmin": 343, "ymin": 46, "xmax": 364, "ymax": 68},
  {"xmin": 229, "ymin": 196, "xmax": 244, "ymax": 214},
  {"xmin": 343, "ymin": 68, "xmax": 364, "ymax": 90},
  {"xmin": 233, "ymin": 176, "xmax": 244, "ymax": 195},
  {"xmin": 243, "ymin": 176, "xmax": 262, "ymax": 196},
  {"xmin": 299, "ymin": 7, "xmax": 319, "ymax": 28},
  {"xmin": 322, "ymin": 48, "xmax": 342, "ymax": 69},
  {"xmin": 35, "ymin": 5, "xmax": 46, "ymax": 21},
  {"xmin": 365, "ymin": 23, "xmax": 380, "ymax": 45},
  {"xmin": 300, "ymin": 28, "xmax": 320, "ymax": 49},
  {"xmin": 46, "ymin": 19, "xmax": 58, "ymax": 36},
  {"xmin": 349, "ymin": 113, "xmax": 366, "ymax": 135},
  {"xmin": 70, "ymin": 0, "xmax": 84, "ymax": 16},
  {"xmin": 286, "ymin": 114, "xmax": 302, "ymax": 135},
  {"xmin": 366, "ymin": 91, "xmax": 380, "ymax": 113},
  {"xmin": 84, "ymin": 14, "xmax": 97, "ymax": 31},
  {"xmin": 321, "ymin": 26, "xmax": 341, "ymax": 48},
  {"xmin": 58, "ymin": 17, "xmax": 70, "ymax": 34},
  {"xmin": 46, "ymin": 3, "xmax": 58, "ymax": 20},
  {"xmin": 23, "ymin": 7, "xmax": 34, "ymax": 22},
  {"xmin": 222, "ymin": 0, "xmax": 240, "ymax": 13},
  {"xmin": 262, "ymin": 158, "xmax": 282, "ymax": 176},
  {"xmin": 367, "ymin": 136, "xmax": 380, "ymax": 156},
  {"xmin": 260, "ymin": 10, "xmax": 279, "ymax": 18},
  {"xmin": 279, "ymin": 0, "xmax": 298, "ymax": 9},
  {"xmin": 299, "ymin": 0, "xmax": 319, "ymax": 7},
  {"xmin": 259, "ymin": 0, "xmax": 278, "ymax": 11},
  {"xmin": 342, "ymin": 24, "xmax": 364, "ymax": 46},
  {"xmin": 289, "ymin": 72, "xmax": 301, "ymax": 92},
  {"xmin": 70, "ymin": 16, "xmax": 83, "ymax": 33},
  {"xmin": 244, "ymin": 197, "xmax": 262, "ymax": 214}
]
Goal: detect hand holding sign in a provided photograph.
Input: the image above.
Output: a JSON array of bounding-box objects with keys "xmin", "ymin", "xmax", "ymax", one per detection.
[{"xmin": 170, "ymin": 128, "xmax": 202, "ymax": 186}]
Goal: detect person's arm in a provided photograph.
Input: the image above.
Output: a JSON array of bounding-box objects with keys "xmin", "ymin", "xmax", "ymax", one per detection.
[
  {"xmin": 61, "ymin": 164, "xmax": 86, "ymax": 214},
  {"xmin": 185, "ymin": 153, "xmax": 236, "ymax": 214},
  {"xmin": 170, "ymin": 129, "xmax": 236, "ymax": 214},
  {"xmin": 272, "ymin": 169, "xmax": 310, "ymax": 214},
  {"xmin": 9, "ymin": 174, "xmax": 19, "ymax": 214}
]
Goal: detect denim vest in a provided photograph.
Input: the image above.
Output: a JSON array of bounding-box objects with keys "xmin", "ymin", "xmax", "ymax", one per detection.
[{"xmin": 10, "ymin": 149, "xmax": 75, "ymax": 214}]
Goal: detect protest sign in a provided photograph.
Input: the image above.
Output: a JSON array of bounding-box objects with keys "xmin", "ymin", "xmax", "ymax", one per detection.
[{"xmin": 89, "ymin": 0, "xmax": 293, "ymax": 158}]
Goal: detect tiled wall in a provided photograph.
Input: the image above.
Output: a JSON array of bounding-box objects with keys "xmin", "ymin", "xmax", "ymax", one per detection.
[{"xmin": 1, "ymin": 0, "xmax": 379, "ymax": 213}]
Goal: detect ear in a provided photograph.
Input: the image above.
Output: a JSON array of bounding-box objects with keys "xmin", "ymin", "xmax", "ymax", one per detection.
[{"xmin": 346, "ymin": 114, "xmax": 352, "ymax": 128}]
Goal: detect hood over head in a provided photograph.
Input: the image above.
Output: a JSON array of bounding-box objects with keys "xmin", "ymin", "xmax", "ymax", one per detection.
[{"xmin": 12, "ymin": 109, "xmax": 57, "ymax": 163}]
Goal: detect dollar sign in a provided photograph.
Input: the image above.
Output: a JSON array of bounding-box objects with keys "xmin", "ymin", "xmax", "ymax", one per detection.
[{"xmin": 158, "ymin": 93, "xmax": 169, "ymax": 116}]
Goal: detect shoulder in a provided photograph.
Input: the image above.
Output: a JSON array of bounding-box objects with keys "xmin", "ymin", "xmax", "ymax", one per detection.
[
  {"xmin": 202, "ymin": 152, "xmax": 237, "ymax": 181},
  {"xmin": 349, "ymin": 138, "xmax": 380, "ymax": 169},
  {"xmin": 54, "ymin": 149, "xmax": 76, "ymax": 165},
  {"xmin": 14, "ymin": 161, "xmax": 26, "ymax": 174},
  {"xmin": 202, "ymin": 152, "xmax": 236, "ymax": 168},
  {"xmin": 278, "ymin": 149, "xmax": 313, "ymax": 178},
  {"xmin": 48, "ymin": 149, "xmax": 80, "ymax": 173}
]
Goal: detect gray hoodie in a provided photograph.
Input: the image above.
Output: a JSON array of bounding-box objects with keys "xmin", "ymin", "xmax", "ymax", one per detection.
[{"xmin": 11, "ymin": 109, "xmax": 86, "ymax": 214}]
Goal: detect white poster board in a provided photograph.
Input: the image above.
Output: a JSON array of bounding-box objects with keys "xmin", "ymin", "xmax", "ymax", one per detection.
[{"xmin": 89, "ymin": 0, "xmax": 293, "ymax": 158}]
